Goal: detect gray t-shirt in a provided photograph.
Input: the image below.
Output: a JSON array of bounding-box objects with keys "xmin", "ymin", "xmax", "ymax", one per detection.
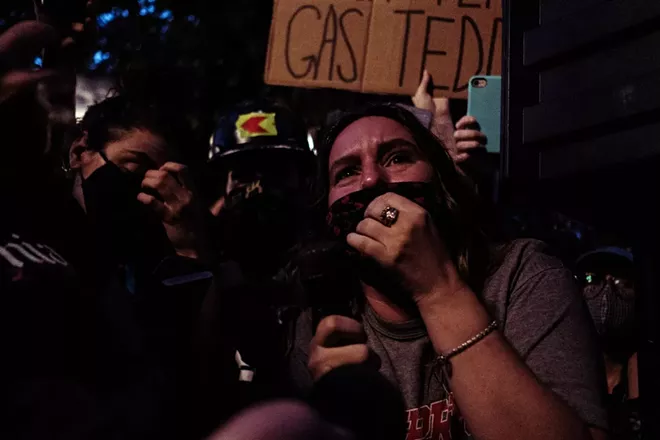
[{"xmin": 290, "ymin": 239, "xmax": 608, "ymax": 438}]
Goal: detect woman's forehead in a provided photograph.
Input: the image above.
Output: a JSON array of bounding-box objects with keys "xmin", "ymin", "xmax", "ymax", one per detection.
[
  {"xmin": 329, "ymin": 116, "xmax": 415, "ymax": 163},
  {"xmin": 107, "ymin": 128, "xmax": 171, "ymax": 166}
]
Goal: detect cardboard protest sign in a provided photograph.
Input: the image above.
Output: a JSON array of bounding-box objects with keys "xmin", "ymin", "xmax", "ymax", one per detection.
[
  {"xmin": 265, "ymin": 0, "xmax": 372, "ymax": 92},
  {"xmin": 265, "ymin": 0, "xmax": 502, "ymax": 99}
]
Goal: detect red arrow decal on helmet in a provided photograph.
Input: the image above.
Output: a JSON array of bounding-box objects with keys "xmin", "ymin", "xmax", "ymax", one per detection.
[{"xmin": 241, "ymin": 115, "xmax": 268, "ymax": 134}]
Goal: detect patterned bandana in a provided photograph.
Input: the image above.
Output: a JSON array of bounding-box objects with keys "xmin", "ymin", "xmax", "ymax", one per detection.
[{"xmin": 326, "ymin": 182, "xmax": 439, "ymax": 241}]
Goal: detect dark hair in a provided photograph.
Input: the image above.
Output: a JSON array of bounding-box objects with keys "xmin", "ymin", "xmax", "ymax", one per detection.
[
  {"xmin": 81, "ymin": 95, "xmax": 196, "ymax": 164},
  {"xmin": 315, "ymin": 103, "xmax": 493, "ymax": 293}
]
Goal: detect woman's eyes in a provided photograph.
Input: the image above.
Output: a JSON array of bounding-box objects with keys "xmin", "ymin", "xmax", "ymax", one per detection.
[
  {"xmin": 332, "ymin": 151, "xmax": 415, "ymax": 184},
  {"xmin": 334, "ymin": 166, "xmax": 358, "ymax": 183},
  {"xmin": 385, "ymin": 151, "xmax": 414, "ymax": 166},
  {"xmin": 119, "ymin": 155, "xmax": 153, "ymax": 174},
  {"xmin": 387, "ymin": 151, "xmax": 412, "ymax": 165}
]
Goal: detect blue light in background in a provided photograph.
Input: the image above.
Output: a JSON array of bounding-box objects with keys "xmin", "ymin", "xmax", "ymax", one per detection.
[
  {"xmin": 147, "ymin": 5, "xmax": 156, "ymax": 14},
  {"xmin": 93, "ymin": 51, "xmax": 104, "ymax": 65},
  {"xmin": 187, "ymin": 15, "xmax": 197, "ymax": 23},
  {"xmin": 139, "ymin": 8, "xmax": 148, "ymax": 16},
  {"xmin": 159, "ymin": 10, "xmax": 173, "ymax": 20},
  {"xmin": 90, "ymin": 50, "xmax": 111, "ymax": 70},
  {"xmin": 161, "ymin": 24, "xmax": 170, "ymax": 34},
  {"xmin": 97, "ymin": 12, "xmax": 115, "ymax": 27},
  {"xmin": 122, "ymin": 9, "xmax": 130, "ymax": 18},
  {"xmin": 34, "ymin": 57, "xmax": 43, "ymax": 67}
]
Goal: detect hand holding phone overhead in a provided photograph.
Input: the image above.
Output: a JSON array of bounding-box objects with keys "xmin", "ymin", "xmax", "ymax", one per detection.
[{"xmin": 467, "ymin": 75, "xmax": 502, "ymax": 154}]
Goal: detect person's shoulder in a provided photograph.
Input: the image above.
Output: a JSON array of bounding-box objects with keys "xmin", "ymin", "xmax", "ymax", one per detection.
[
  {"xmin": 482, "ymin": 239, "xmax": 573, "ymax": 310},
  {"xmin": 492, "ymin": 238, "xmax": 566, "ymax": 283}
]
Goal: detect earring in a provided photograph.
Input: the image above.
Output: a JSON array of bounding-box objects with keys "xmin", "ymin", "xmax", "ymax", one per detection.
[{"xmin": 61, "ymin": 161, "xmax": 75, "ymax": 179}]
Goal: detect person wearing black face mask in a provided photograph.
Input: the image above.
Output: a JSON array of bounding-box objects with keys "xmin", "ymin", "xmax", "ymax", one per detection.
[
  {"xmin": 206, "ymin": 100, "xmax": 314, "ymax": 278},
  {"xmin": 70, "ymin": 94, "xmax": 215, "ymax": 289},
  {"xmin": 186, "ymin": 100, "xmax": 316, "ymax": 434},
  {"xmin": 80, "ymin": 148, "xmax": 173, "ymax": 277},
  {"xmin": 69, "ymin": 95, "xmax": 219, "ymax": 439},
  {"xmin": 576, "ymin": 247, "xmax": 640, "ymax": 440},
  {"xmin": 0, "ymin": 19, "xmax": 185, "ymax": 440},
  {"xmin": 70, "ymin": 97, "xmax": 173, "ymax": 278}
]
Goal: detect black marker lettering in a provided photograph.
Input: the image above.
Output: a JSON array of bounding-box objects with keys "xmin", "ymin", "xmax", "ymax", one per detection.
[
  {"xmin": 421, "ymin": 16, "xmax": 454, "ymax": 91},
  {"xmin": 317, "ymin": 5, "xmax": 339, "ymax": 80},
  {"xmin": 394, "ymin": 9, "xmax": 425, "ymax": 87},
  {"xmin": 486, "ymin": 17, "xmax": 502, "ymax": 74},
  {"xmin": 458, "ymin": 0, "xmax": 481, "ymax": 8},
  {"xmin": 337, "ymin": 8, "xmax": 363, "ymax": 83},
  {"xmin": 285, "ymin": 5, "xmax": 321, "ymax": 79},
  {"xmin": 452, "ymin": 15, "xmax": 484, "ymax": 93}
]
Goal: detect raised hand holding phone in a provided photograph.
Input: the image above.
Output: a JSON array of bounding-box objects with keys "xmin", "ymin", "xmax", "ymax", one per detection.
[
  {"xmin": 412, "ymin": 70, "xmax": 487, "ymax": 164},
  {"xmin": 467, "ymin": 75, "xmax": 502, "ymax": 154}
]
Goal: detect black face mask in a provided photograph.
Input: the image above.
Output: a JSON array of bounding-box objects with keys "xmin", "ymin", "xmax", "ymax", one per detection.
[
  {"xmin": 216, "ymin": 179, "xmax": 302, "ymax": 277},
  {"xmin": 82, "ymin": 152, "xmax": 173, "ymax": 272}
]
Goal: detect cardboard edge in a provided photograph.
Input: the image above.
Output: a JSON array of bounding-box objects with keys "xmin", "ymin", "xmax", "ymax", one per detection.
[{"xmin": 264, "ymin": 0, "xmax": 280, "ymax": 84}]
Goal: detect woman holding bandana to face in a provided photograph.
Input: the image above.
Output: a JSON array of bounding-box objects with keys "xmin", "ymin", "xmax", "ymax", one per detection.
[{"xmin": 288, "ymin": 104, "xmax": 609, "ymax": 440}]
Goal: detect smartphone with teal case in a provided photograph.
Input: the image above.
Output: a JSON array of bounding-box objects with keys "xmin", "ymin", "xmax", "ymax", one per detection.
[{"xmin": 467, "ymin": 76, "xmax": 502, "ymax": 154}]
